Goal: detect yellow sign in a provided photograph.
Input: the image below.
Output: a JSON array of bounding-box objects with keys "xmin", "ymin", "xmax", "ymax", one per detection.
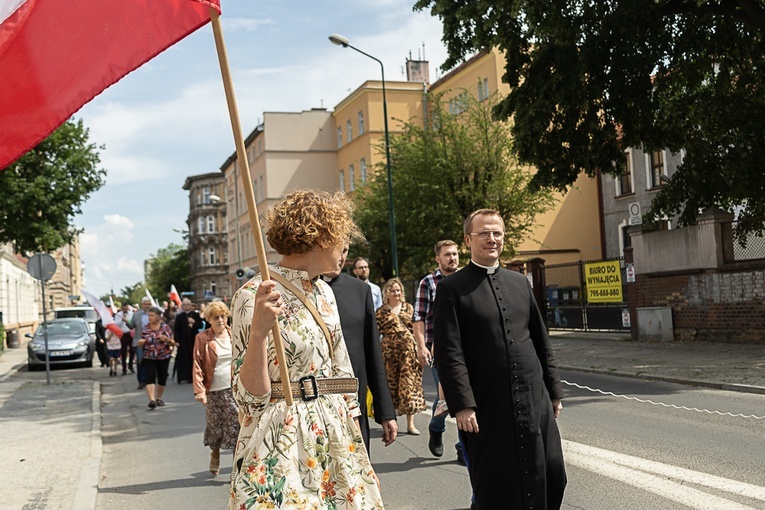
[{"xmin": 584, "ymin": 260, "xmax": 623, "ymax": 303}]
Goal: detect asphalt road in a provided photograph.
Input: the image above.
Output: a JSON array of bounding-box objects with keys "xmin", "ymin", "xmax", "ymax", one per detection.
[{"xmin": 12, "ymin": 361, "xmax": 764, "ymax": 509}]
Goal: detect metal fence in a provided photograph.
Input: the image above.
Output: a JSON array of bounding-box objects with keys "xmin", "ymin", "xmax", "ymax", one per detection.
[
  {"xmin": 542, "ymin": 257, "xmax": 629, "ymax": 331},
  {"xmin": 722, "ymin": 221, "xmax": 765, "ymax": 262}
]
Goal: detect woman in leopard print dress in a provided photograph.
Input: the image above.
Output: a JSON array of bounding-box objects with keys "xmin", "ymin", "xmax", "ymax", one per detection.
[{"xmin": 376, "ymin": 277, "xmax": 427, "ymax": 435}]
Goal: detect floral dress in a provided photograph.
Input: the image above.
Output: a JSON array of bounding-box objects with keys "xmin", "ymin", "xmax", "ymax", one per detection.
[
  {"xmin": 375, "ymin": 303, "xmax": 426, "ymax": 416},
  {"xmin": 229, "ymin": 266, "xmax": 384, "ymax": 510}
]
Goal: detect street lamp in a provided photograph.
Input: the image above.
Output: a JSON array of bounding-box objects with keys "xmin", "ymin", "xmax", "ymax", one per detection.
[{"xmin": 329, "ymin": 33, "xmax": 399, "ymax": 277}]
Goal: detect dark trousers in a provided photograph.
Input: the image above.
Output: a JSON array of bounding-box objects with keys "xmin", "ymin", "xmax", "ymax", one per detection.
[{"xmin": 120, "ymin": 333, "xmax": 134, "ymax": 370}]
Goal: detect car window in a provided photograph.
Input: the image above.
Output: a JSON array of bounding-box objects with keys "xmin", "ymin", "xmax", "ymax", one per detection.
[
  {"xmin": 55, "ymin": 309, "xmax": 98, "ymax": 321},
  {"xmin": 38, "ymin": 322, "xmax": 87, "ymax": 335}
]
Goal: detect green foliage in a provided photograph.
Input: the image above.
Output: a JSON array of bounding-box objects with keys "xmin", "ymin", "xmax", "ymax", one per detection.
[
  {"xmin": 0, "ymin": 119, "xmax": 106, "ymax": 253},
  {"xmin": 415, "ymin": 0, "xmax": 765, "ymax": 235},
  {"xmin": 145, "ymin": 243, "xmax": 190, "ymax": 301},
  {"xmin": 354, "ymin": 92, "xmax": 554, "ymax": 281},
  {"xmin": 120, "ymin": 282, "xmax": 148, "ymax": 307}
]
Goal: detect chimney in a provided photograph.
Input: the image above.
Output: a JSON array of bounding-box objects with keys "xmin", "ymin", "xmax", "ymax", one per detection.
[{"xmin": 405, "ymin": 46, "xmax": 430, "ymax": 83}]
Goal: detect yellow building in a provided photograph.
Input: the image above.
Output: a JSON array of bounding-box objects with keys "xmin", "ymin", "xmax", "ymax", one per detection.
[
  {"xmin": 429, "ymin": 48, "xmax": 603, "ymax": 264},
  {"xmin": 333, "ymin": 79, "xmax": 428, "ymax": 194}
]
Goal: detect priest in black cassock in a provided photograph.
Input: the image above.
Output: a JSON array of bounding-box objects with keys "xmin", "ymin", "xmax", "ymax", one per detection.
[
  {"xmin": 323, "ymin": 245, "xmax": 398, "ymax": 455},
  {"xmin": 433, "ymin": 209, "xmax": 566, "ymax": 510},
  {"xmin": 173, "ymin": 298, "xmax": 203, "ymax": 384}
]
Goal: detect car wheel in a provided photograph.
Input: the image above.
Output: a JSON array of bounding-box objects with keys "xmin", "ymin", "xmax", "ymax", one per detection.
[{"xmin": 86, "ymin": 355, "xmax": 93, "ymax": 368}]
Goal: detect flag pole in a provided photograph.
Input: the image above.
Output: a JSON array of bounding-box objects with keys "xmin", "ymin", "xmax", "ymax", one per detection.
[{"xmin": 208, "ymin": 9, "xmax": 293, "ymax": 406}]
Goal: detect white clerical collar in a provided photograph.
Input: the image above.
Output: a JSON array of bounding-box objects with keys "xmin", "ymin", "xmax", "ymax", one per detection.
[{"xmin": 471, "ymin": 260, "xmax": 500, "ymax": 274}]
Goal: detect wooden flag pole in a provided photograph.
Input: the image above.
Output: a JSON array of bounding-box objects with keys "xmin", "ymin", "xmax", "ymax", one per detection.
[{"xmin": 209, "ymin": 9, "xmax": 293, "ymax": 405}]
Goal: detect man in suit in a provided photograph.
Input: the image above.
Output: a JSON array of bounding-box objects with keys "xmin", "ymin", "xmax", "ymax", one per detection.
[
  {"xmin": 323, "ymin": 245, "xmax": 397, "ymax": 455},
  {"xmin": 433, "ymin": 208, "xmax": 566, "ymax": 509}
]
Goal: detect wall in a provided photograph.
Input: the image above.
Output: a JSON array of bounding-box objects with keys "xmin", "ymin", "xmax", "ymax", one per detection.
[{"xmin": 631, "ymin": 209, "xmax": 765, "ymax": 343}]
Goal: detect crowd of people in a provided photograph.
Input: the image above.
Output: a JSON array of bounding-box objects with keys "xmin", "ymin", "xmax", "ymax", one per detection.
[{"xmin": 90, "ymin": 189, "xmax": 567, "ymax": 509}]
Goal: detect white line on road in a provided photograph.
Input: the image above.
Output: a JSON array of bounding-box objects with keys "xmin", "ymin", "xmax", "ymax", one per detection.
[{"xmin": 564, "ymin": 440, "xmax": 765, "ymax": 509}]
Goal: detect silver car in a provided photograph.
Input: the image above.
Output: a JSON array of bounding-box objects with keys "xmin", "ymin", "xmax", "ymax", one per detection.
[{"xmin": 26, "ymin": 318, "xmax": 95, "ymax": 370}]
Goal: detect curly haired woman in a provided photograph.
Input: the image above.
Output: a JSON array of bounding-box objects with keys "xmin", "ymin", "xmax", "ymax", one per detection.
[{"xmin": 228, "ymin": 190, "xmax": 384, "ymax": 509}]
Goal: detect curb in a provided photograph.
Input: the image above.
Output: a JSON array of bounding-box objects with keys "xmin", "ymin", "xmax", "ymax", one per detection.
[
  {"xmin": 71, "ymin": 381, "xmax": 102, "ymax": 510},
  {"xmin": 561, "ymin": 365, "xmax": 765, "ymax": 395}
]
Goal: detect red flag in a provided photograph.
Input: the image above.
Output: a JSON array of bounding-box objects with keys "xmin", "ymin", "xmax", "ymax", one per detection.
[
  {"xmin": 0, "ymin": 0, "xmax": 220, "ymax": 169},
  {"xmin": 169, "ymin": 284, "xmax": 182, "ymax": 308}
]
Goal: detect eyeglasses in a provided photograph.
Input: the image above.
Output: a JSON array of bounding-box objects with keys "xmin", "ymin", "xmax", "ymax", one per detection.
[{"xmin": 469, "ymin": 231, "xmax": 505, "ymax": 240}]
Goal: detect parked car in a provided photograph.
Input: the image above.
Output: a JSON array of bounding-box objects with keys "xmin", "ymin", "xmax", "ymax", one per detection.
[
  {"xmin": 53, "ymin": 306, "xmax": 98, "ymax": 337},
  {"xmin": 26, "ymin": 318, "xmax": 94, "ymax": 370}
]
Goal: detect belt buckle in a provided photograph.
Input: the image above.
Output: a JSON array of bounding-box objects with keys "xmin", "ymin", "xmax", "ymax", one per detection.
[{"xmin": 298, "ymin": 375, "xmax": 319, "ymax": 401}]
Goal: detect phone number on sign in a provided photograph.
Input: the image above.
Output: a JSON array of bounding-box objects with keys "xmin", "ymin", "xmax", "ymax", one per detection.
[{"xmin": 588, "ymin": 287, "xmax": 622, "ymax": 298}]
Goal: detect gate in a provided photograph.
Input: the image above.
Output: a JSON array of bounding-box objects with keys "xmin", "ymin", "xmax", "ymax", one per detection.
[{"xmin": 541, "ymin": 257, "xmax": 629, "ymax": 331}]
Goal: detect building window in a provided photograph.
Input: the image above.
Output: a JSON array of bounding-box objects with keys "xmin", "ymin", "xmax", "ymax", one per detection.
[
  {"xmin": 349, "ymin": 164, "xmax": 355, "ymax": 191},
  {"xmin": 478, "ymin": 77, "xmax": 489, "ymax": 101},
  {"xmin": 347, "ymin": 120, "xmax": 352, "ymax": 142},
  {"xmin": 259, "ymin": 176, "xmax": 263, "ymax": 200},
  {"xmin": 358, "ymin": 111, "xmax": 364, "ymax": 134},
  {"xmin": 202, "ymin": 186, "xmax": 211, "ymax": 204},
  {"xmin": 647, "ymin": 150, "xmax": 666, "ymax": 188},
  {"xmin": 449, "ymin": 91, "xmax": 469, "ymax": 115},
  {"xmin": 257, "ymin": 139, "xmax": 262, "ymax": 155},
  {"xmin": 617, "ymin": 151, "xmax": 633, "ymax": 195},
  {"xmin": 337, "ymin": 127, "xmax": 343, "ymax": 149},
  {"xmin": 209, "ymin": 247, "xmax": 216, "ymax": 265},
  {"xmin": 619, "ymin": 222, "xmax": 632, "ymax": 257},
  {"xmin": 339, "ymin": 169, "xmax": 345, "ymax": 192},
  {"xmin": 253, "ymin": 180, "xmax": 258, "ymax": 204},
  {"xmin": 211, "ymin": 280, "xmax": 217, "ymax": 296},
  {"xmin": 200, "ymin": 250, "xmax": 207, "ymax": 266},
  {"xmin": 198, "ymin": 216, "xmax": 205, "ymax": 234},
  {"xmin": 207, "ymin": 215, "xmax": 215, "ymax": 233},
  {"xmin": 360, "ymin": 158, "xmax": 367, "ymax": 183}
]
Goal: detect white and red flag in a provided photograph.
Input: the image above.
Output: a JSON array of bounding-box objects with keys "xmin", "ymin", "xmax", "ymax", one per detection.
[
  {"xmin": 82, "ymin": 289, "xmax": 122, "ymax": 338},
  {"xmin": 169, "ymin": 284, "xmax": 182, "ymax": 308},
  {"xmin": 0, "ymin": 0, "xmax": 220, "ymax": 169},
  {"xmin": 107, "ymin": 295, "xmax": 118, "ymax": 315},
  {"xmin": 145, "ymin": 289, "xmax": 159, "ymax": 309}
]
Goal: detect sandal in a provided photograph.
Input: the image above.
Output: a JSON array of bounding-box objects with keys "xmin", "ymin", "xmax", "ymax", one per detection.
[
  {"xmin": 156, "ymin": 399, "xmax": 165, "ymax": 407},
  {"xmin": 209, "ymin": 454, "xmax": 220, "ymax": 476}
]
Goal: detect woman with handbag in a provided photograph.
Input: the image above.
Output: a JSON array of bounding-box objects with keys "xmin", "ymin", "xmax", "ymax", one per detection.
[
  {"xmin": 228, "ymin": 190, "xmax": 384, "ymax": 509},
  {"xmin": 192, "ymin": 300, "xmax": 239, "ymax": 476},
  {"xmin": 376, "ymin": 277, "xmax": 427, "ymax": 435}
]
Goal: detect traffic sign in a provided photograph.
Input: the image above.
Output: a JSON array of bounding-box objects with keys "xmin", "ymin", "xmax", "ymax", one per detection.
[
  {"xmin": 27, "ymin": 253, "xmax": 56, "ymax": 281},
  {"xmin": 628, "ymin": 202, "xmax": 642, "ymax": 226}
]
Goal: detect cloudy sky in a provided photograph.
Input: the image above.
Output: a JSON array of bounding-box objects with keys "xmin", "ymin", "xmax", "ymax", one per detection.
[{"xmin": 75, "ymin": 0, "xmax": 450, "ymax": 298}]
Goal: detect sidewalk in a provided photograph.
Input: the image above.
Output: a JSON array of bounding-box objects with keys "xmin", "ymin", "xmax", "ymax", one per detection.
[
  {"xmin": 1, "ymin": 331, "xmax": 764, "ymax": 509},
  {"xmin": 0, "ymin": 340, "xmax": 101, "ymax": 510},
  {"xmin": 549, "ymin": 330, "xmax": 765, "ymax": 394}
]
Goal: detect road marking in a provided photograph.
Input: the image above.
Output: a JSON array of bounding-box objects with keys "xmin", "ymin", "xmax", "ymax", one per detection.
[{"xmin": 564, "ymin": 440, "xmax": 765, "ymax": 509}]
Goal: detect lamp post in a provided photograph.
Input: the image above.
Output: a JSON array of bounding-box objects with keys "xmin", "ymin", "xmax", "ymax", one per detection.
[{"xmin": 329, "ymin": 33, "xmax": 399, "ymax": 277}]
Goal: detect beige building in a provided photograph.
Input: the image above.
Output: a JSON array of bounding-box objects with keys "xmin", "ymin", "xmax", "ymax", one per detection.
[
  {"xmin": 183, "ymin": 173, "xmax": 231, "ymax": 303},
  {"xmin": 221, "ymin": 109, "xmax": 339, "ymax": 289},
  {"xmin": 0, "ymin": 244, "xmax": 40, "ymax": 344},
  {"xmin": 47, "ymin": 237, "xmax": 84, "ymax": 311},
  {"xmin": 429, "ymin": 48, "xmax": 603, "ymax": 264}
]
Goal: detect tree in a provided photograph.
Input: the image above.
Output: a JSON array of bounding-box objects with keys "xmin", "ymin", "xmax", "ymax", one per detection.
[
  {"xmin": 145, "ymin": 243, "xmax": 190, "ymax": 301},
  {"xmin": 0, "ymin": 119, "xmax": 106, "ymax": 253},
  {"xmin": 120, "ymin": 282, "xmax": 149, "ymax": 307},
  {"xmin": 415, "ymin": 0, "xmax": 765, "ymax": 236},
  {"xmin": 354, "ymin": 92, "xmax": 554, "ymax": 281}
]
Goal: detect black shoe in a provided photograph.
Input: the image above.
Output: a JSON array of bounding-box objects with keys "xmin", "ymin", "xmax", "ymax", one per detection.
[
  {"xmin": 128, "ymin": 365, "xmax": 135, "ymax": 373},
  {"xmin": 137, "ymin": 383, "xmax": 145, "ymax": 390},
  {"xmin": 456, "ymin": 443, "xmax": 466, "ymax": 466},
  {"xmin": 156, "ymin": 399, "xmax": 165, "ymax": 407},
  {"xmin": 148, "ymin": 400, "xmax": 157, "ymax": 409},
  {"xmin": 122, "ymin": 368, "xmax": 127, "ymax": 375},
  {"xmin": 428, "ymin": 428, "xmax": 444, "ymax": 457}
]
